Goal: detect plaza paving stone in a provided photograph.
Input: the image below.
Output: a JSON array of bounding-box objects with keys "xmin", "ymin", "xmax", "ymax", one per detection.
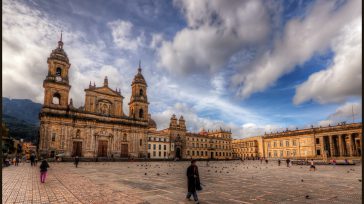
[{"xmin": 2, "ymin": 160, "xmax": 362, "ymax": 204}]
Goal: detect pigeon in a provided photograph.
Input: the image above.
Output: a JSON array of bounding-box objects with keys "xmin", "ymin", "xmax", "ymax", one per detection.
[
  {"xmin": 157, "ymin": 173, "xmax": 160, "ymax": 176},
  {"xmin": 359, "ymin": 179, "xmax": 362, "ymax": 182},
  {"xmin": 145, "ymin": 173, "xmax": 147, "ymax": 175},
  {"xmin": 301, "ymin": 179, "xmax": 304, "ymax": 182},
  {"xmin": 305, "ymin": 195, "xmax": 310, "ymax": 199}
]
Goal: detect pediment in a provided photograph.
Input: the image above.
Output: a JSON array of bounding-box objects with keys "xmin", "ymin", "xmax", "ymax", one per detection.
[{"xmin": 90, "ymin": 86, "xmax": 121, "ymax": 97}]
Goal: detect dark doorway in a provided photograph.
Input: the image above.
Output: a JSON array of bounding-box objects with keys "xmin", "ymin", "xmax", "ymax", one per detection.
[
  {"xmin": 98, "ymin": 140, "xmax": 108, "ymax": 157},
  {"xmin": 176, "ymin": 148, "xmax": 181, "ymax": 159},
  {"xmin": 323, "ymin": 136, "xmax": 331, "ymax": 157},
  {"xmin": 120, "ymin": 144, "xmax": 128, "ymax": 157},
  {"xmin": 72, "ymin": 141, "xmax": 82, "ymax": 157},
  {"xmin": 50, "ymin": 151, "xmax": 55, "ymax": 158}
]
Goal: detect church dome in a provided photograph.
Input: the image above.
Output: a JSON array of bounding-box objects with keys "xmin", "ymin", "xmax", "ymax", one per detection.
[
  {"xmin": 47, "ymin": 34, "xmax": 69, "ymax": 64},
  {"xmin": 132, "ymin": 63, "xmax": 147, "ymax": 85},
  {"xmin": 148, "ymin": 117, "xmax": 157, "ymax": 129}
]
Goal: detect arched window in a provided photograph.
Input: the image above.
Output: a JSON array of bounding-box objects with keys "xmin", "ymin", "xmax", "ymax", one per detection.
[
  {"xmin": 52, "ymin": 93, "xmax": 61, "ymax": 105},
  {"xmin": 56, "ymin": 67, "xmax": 62, "ymax": 76},
  {"xmin": 76, "ymin": 129, "xmax": 80, "ymax": 138},
  {"xmin": 139, "ymin": 89, "xmax": 143, "ymax": 96},
  {"xmin": 139, "ymin": 109, "xmax": 144, "ymax": 118}
]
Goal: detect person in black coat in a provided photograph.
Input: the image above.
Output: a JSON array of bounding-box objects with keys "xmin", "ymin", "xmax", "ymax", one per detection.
[
  {"xmin": 30, "ymin": 154, "xmax": 35, "ymax": 166},
  {"xmin": 186, "ymin": 160, "xmax": 201, "ymax": 204},
  {"xmin": 74, "ymin": 156, "xmax": 80, "ymax": 168}
]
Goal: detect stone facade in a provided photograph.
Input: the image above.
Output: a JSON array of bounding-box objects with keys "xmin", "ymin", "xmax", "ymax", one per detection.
[
  {"xmin": 39, "ymin": 38, "xmax": 151, "ymax": 158},
  {"xmin": 232, "ymin": 122, "xmax": 362, "ymax": 159}
]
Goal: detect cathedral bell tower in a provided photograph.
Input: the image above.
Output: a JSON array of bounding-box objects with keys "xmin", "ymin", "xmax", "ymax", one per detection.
[
  {"xmin": 43, "ymin": 32, "xmax": 71, "ymax": 108},
  {"xmin": 128, "ymin": 62, "xmax": 149, "ymax": 120}
]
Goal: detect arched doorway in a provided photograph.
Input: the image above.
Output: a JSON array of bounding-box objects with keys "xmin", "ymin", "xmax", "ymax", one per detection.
[{"xmin": 176, "ymin": 147, "xmax": 181, "ymax": 159}]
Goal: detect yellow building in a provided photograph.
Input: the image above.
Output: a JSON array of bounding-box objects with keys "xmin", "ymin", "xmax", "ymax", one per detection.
[
  {"xmin": 232, "ymin": 122, "xmax": 362, "ymax": 160},
  {"xmin": 232, "ymin": 136, "xmax": 263, "ymax": 159}
]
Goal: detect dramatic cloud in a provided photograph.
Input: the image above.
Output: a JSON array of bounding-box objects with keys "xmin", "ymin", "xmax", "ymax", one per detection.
[
  {"xmin": 293, "ymin": 18, "xmax": 362, "ymax": 104},
  {"xmin": 318, "ymin": 102, "xmax": 362, "ymax": 127},
  {"xmin": 108, "ymin": 20, "xmax": 144, "ymax": 51},
  {"xmin": 2, "ymin": 0, "xmax": 133, "ymax": 108},
  {"xmin": 157, "ymin": 0, "xmax": 270, "ymax": 75},
  {"xmin": 232, "ymin": 0, "xmax": 361, "ymax": 98}
]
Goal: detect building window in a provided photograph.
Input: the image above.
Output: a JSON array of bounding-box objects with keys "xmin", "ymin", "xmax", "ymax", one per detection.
[
  {"xmin": 153, "ymin": 144, "xmax": 156, "ymax": 150},
  {"xmin": 164, "ymin": 152, "xmax": 166, "ymax": 157},
  {"xmin": 280, "ymin": 151, "xmax": 283, "ymax": 157},
  {"xmin": 164, "ymin": 145, "xmax": 166, "ymax": 150},
  {"xmin": 286, "ymin": 150, "xmax": 290, "ymax": 156},
  {"xmin": 139, "ymin": 89, "xmax": 143, "ymax": 96},
  {"xmin": 159, "ymin": 152, "xmax": 161, "ymax": 157},
  {"xmin": 293, "ymin": 140, "xmax": 297, "ymax": 146},
  {"xmin": 205, "ymin": 151, "xmax": 207, "ymax": 156},
  {"xmin": 274, "ymin": 142, "xmax": 277, "ymax": 147},
  {"xmin": 140, "ymin": 139, "xmax": 142, "ymax": 146},
  {"xmin": 267, "ymin": 142, "xmax": 271, "ymax": 147},
  {"xmin": 192, "ymin": 151, "xmax": 195, "ymax": 156},
  {"xmin": 274, "ymin": 151, "xmax": 277, "ymax": 157},
  {"xmin": 187, "ymin": 151, "xmax": 190, "ymax": 155},
  {"xmin": 316, "ymin": 149, "xmax": 321, "ymax": 155},
  {"xmin": 139, "ymin": 109, "xmax": 144, "ymax": 118},
  {"xmin": 286, "ymin": 141, "xmax": 289, "ymax": 147},
  {"xmin": 159, "ymin": 144, "xmax": 161, "ymax": 150},
  {"xmin": 148, "ymin": 144, "xmax": 151, "ymax": 149},
  {"xmin": 52, "ymin": 93, "xmax": 61, "ymax": 105},
  {"xmin": 153, "ymin": 151, "xmax": 156, "ymax": 156},
  {"xmin": 56, "ymin": 67, "xmax": 62, "ymax": 76},
  {"xmin": 52, "ymin": 133, "xmax": 56, "ymax": 142},
  {"xmin": 123, "ymin": 134, "xmax": 127, "ymax": 141},
  {"xmin": 197, "ymin": 151, "xmax": 199, "ymax": 156},
  {"xmin": 316, "ymin": 138, "xmax": 320, "ymax": 144},
  {"xmin": 280, "ymin": 141, "xmax": 283, "ymax": 147},
  {"xmin": 148, "ymin": 137, "xmax": 151, "ymax": 141}
]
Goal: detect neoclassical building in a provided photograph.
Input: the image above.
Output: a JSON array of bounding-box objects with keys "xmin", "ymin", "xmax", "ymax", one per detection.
[{"xmin": 232, "ymin": 122, "xmax": 362, "ymax": 160}]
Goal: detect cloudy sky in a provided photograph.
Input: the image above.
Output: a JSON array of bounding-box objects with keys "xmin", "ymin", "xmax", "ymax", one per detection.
[{"xmin": 3, "ymin": 0, "xmax": 362, "ymax": 138}]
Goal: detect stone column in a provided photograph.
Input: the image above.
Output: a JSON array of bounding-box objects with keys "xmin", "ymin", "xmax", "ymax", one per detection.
[
  {"xmin": 348, "ymin": 134, "xmax": 354, "ymax": 156},
  {"xmin": 338, "ymin": 135, "xmax": 344, "ymax": 157},
  {"xmin": 319, "ymin": 136, "xmax": 325, "ymax": 158},
  {"xmin": 329, "ymin": 136, "xmax": 334, "ymax": 157}
]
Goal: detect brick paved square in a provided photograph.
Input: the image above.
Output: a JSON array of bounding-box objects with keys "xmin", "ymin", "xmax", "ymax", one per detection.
[{"xmin": 2, "ymin": 161, "xmax": 362, "ymax": 204}]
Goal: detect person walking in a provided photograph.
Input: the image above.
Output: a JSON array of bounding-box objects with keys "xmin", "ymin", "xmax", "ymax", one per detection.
[
  {"xmin": 40, "ymin": 159, "xmax": 50, "ymax": 183},
  {"xmin": 30, "ymin": 153, "xmax": 35, "ymax": 166},
  {"xmin": 332, "ymin": 159, "xmax": 336, "ymax": 166},
  {"xmin": 309, "ymin": 159, "xmax": 316, "ymax": 171},
  {"xmin": 186, "ymin": 160, "xmax": 201, "ymax": 204},
  {"xmin": 286, "ymin": 158, "xmax": 290, "ymax": 167},
  {"xmin": 15, "ymin": 155, "xmax": 20, "ymax": 166},
  {"xmin": 74, "ymin": 156, "xmax": 80, "ymax": 168},
  {"xmin": 278, "ymin": 159, "xmax": 281, "ymax": 166},
  {"xmin": 265, "ymin": 158, "xmax": 268, "ymax": 164}
]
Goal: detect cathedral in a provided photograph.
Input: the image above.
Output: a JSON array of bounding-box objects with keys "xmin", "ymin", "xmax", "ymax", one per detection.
[
  {"xmin": 38, "ymin": 36, "xmax": 234, "ymax": 159},
  {"xmin": 39, "ymin": 36, "xmax": 154, "ymax": 159}
]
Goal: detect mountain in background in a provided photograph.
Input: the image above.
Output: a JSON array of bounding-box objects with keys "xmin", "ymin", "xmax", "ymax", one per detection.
[{"xmin": 2, "ymin": 97, "xmax": 42, "ymax": 143}]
